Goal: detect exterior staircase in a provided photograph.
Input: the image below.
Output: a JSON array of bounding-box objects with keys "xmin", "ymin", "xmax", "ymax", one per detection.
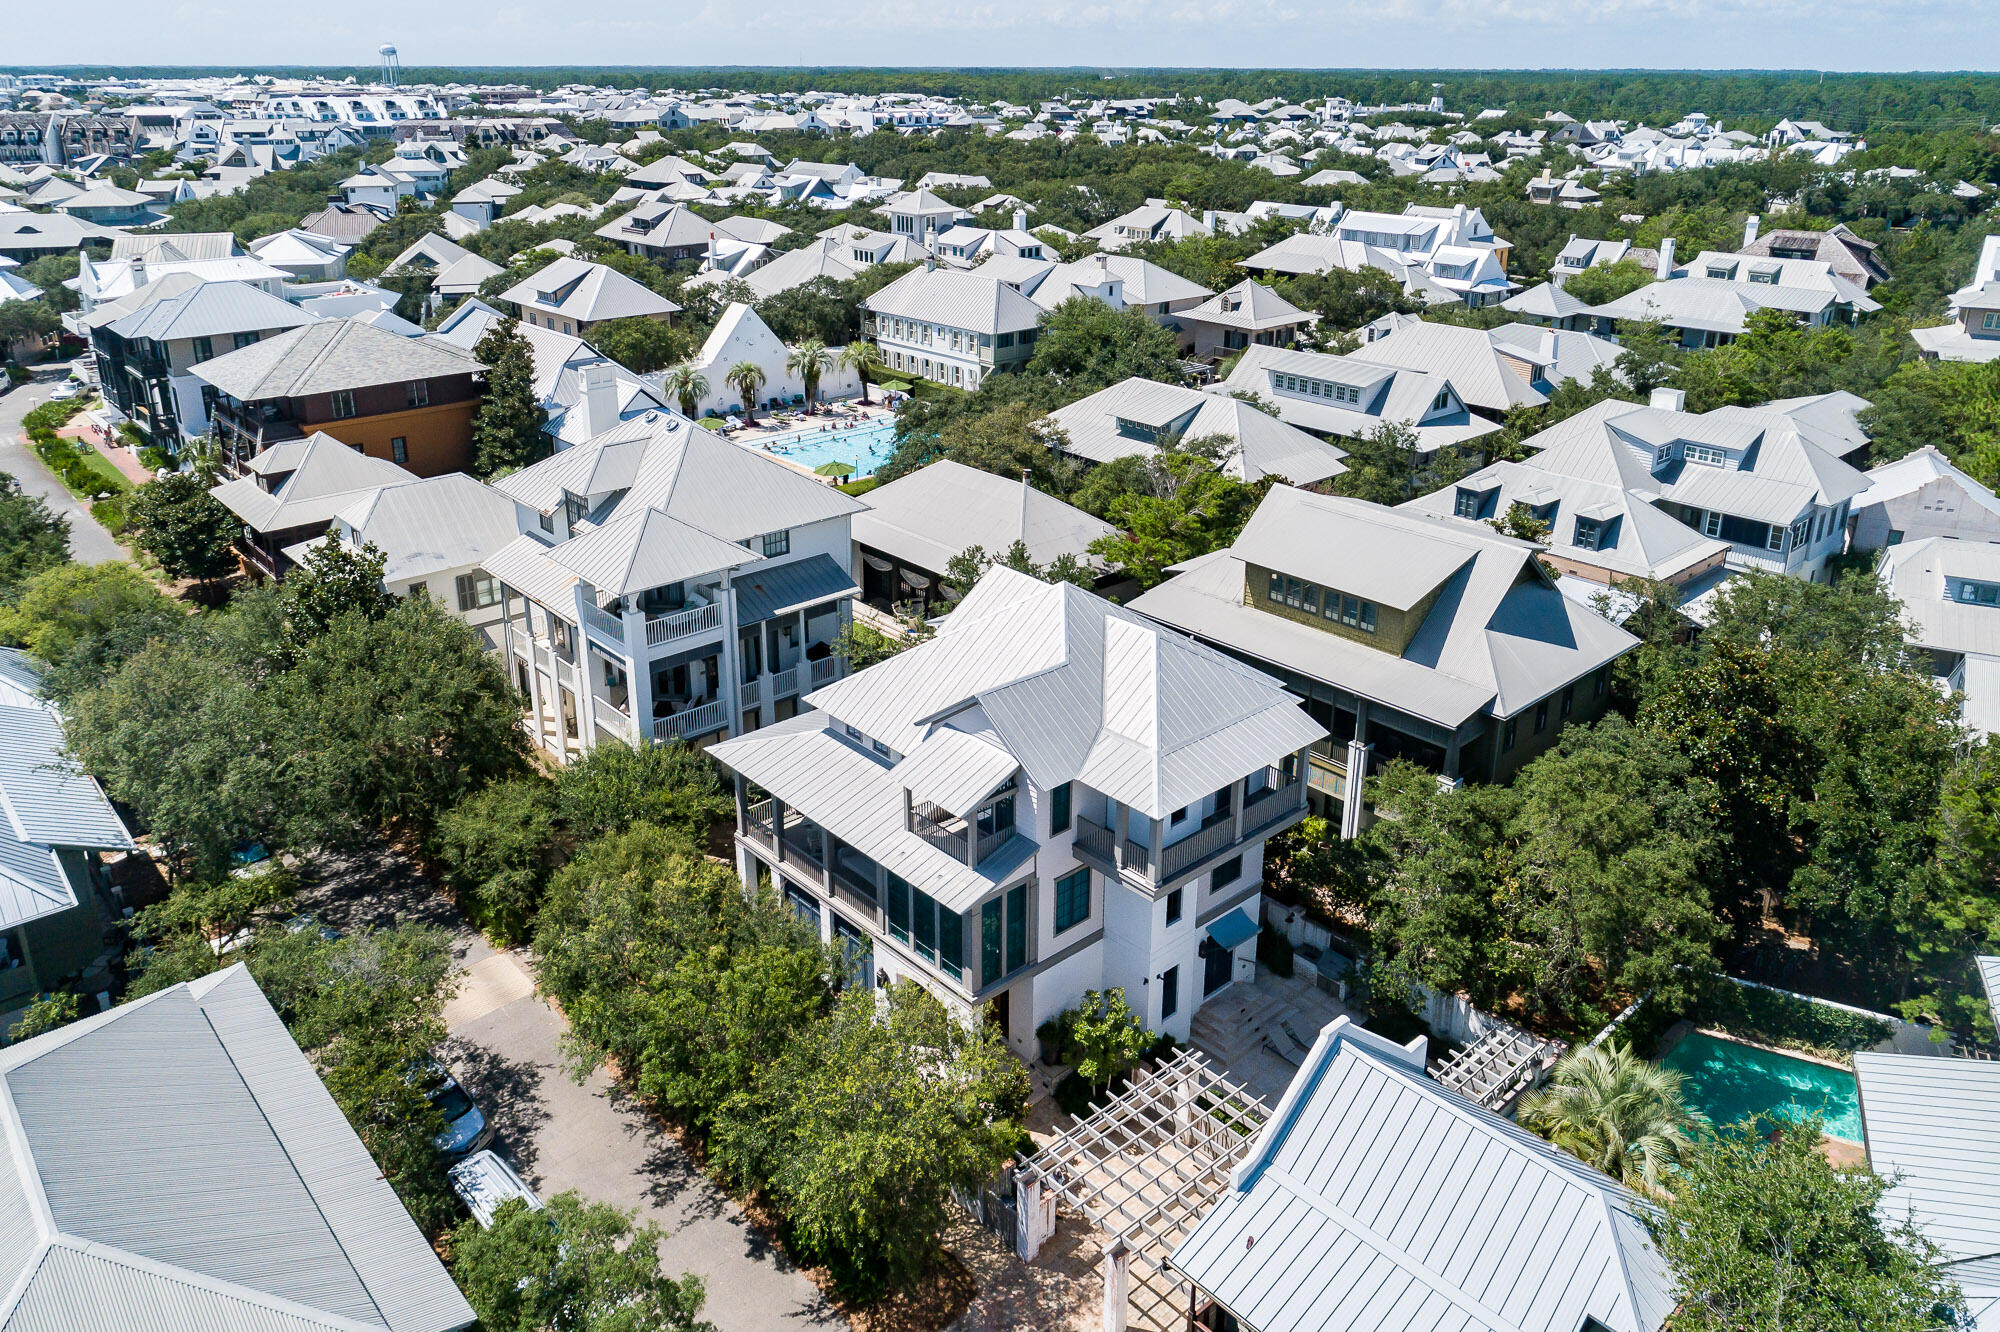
[{"xmin": 1190, "ymin": 984, "xmax": 1293, "ymax": 1066}]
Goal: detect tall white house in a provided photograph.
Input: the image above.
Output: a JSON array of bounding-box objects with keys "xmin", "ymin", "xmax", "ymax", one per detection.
[
  {"xmin": 709, "ymin": 569, "xmax": 1325, "ymax": 1061},
  {"xmin": 479, "ymin": 409, "xmax": 865, "ymax": 761}
]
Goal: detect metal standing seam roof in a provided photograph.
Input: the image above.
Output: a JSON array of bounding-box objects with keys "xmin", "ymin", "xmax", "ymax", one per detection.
[
  {"xmin": 732, "ymin": 554, "xmax": 860, "ymax": 625},
  {"xmin": 1856, "ymin": 1051, "xmax": 2000, "ymax": 1265},
  {"xmin": 190, "ymin": 318, "xmax": 485, "ymax": 402},
  {"xmin": 0, "ymin": 966, "xmax": 475, "ymax": 1332},
  {"xmin": 1881, "ymin": 538, "xmax": 2000, "ymax": 659},
  {"xmin": 1352, "ymin": 321, "xmax": 1550, "ymax": 413},
  {"xmin": 0, "ymin": 649, "xmax": 42, "ymax": 710},
  {"xmin": 851, "ymin": 459, "xmax": 1116, "ymax": 576},
  {"xmin": 500, "ymin": 256, "xmax": 682, "ymax": 323},
  {"xmin": 864, "ymin": 266, "xmax": 1046, "ymax": 335},
  {"xmin": 210, "ymin": 435, "xmax": 418, "ymax": 535},
  {"xmin": 1045, "ymin": 378, "xmax": 1348, "ymax": 485},
  {"xmin": 106, "ymin": 279, "xmax": 317, "ymax": 345},
  {"xmin": 326, "ymin": 473, "xmax": 523, "ymax": 585},
  {"xmin": 548, "ymin": 506, "xmax": 753, "ymax": 599},
  {"xmin": 0, "ymin": 705, "xmax": 133, "ymax": 851},
  {"xmin": 1170, "ymin": 1017, "xmax": 1675, "ymax": 1332},
  {"xmin": 482, "ymin": 534, "xmax": 580, "ymax": 611}
]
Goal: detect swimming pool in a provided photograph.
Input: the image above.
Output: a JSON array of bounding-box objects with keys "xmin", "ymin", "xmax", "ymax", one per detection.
[
  {"xmin": 745, "ymin": 417, "xmax": 900, "ymax": 477},
  {"xmin": 1661, "ymin": 1030, "xmax": 1864, "ymax": 1143}
]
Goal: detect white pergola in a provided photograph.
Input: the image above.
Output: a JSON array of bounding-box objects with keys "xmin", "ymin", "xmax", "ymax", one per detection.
[
  {"xmin": 1433, "ymin": 1022, "xmax": 1565, "ymax": 1111},
  {"xmin": 1015, "ymin": 1049, "xmax": 1271, "ymax": 1332}
]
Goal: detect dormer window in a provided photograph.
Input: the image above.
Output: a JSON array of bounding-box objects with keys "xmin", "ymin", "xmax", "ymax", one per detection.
[
  {"xmin": 1572, "ymin": 515, "xmax": 1605, "ymax": 550},
  {"xmin": 1454, "ymin": 485, "xmax": 1497, "ymax": 520},
  {"xmin": 1705, "ymin": 262, "xmax": 1737, "ymax": 279},
  {"xmin": 1957, "ymin": 579, "xmax": 2000, "ymax": 605},
  {"xmin": 1430, "ymin": 388, "xmax": 1453, "ymax": 412},
  {"xmin": 1684, "ymin": 443, "xmax": 1728, "ymax": 467}
]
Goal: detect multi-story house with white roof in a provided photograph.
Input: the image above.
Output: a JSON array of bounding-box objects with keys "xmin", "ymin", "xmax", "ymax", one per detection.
[
  {"xmin": 478, "ymin": 408, "xmax": 865, "ymax": 760},
  {"xmin": 1240, "ymin": 203, "xmax": 1516, "ymax": 307},
  {"xmin": 1913, "ymin": 234, "xmax": 2000, "ymax": 364},
  {"xmin": 1422, "ymin": 387, "xmax": 1872, "ymax": 585},
  {"xmin": 1588, "ymin": 249, "xmax": 1881, "ymax": 348},
  {"xmin": 1217, "ymin": 343, "xmax": 1500, "ymax": 455},
  {"xmin": 862, "ymin": 266, "xmax": 1046, "ymax": 390},
  {"xmin": 709, "ymin": 568, "xmax": 1323, "ymax": 1054}
]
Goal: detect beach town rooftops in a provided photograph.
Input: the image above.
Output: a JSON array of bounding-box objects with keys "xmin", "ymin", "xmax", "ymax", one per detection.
[
  {"xmin": 1880, "ymin": 537, "xmax": 2000, "ymax": 660},
  {"xmin": 1047, "ymin": 377, "xmax": 1348, "ymax": 485},
  {"xmin": 189, "ymin": 317, "xmax": 485, "ymax": 402},
  {"xmin": 1170, "ymin": 1014, "xmax": 1673, "ymax": 1332},
  {"xmin": 312, "ymin": 472, "xmax": 522, "ymax": 587},
  {"xmin": 851, "ymin": 459, "xmax": 1116, "ymax": 576},
  {"xmin": 1129, "ymin": 487, "xmax": 1638, "ymax": 727},
  {"xmin": 0, "ymin": 964, "xmax": 476, "ymax": 1332},
  {"xmin": 101, "ymin": 277, "xmax": 316, "ymax": 345},
  {"xmin": 1218, "ymin": 344, "xmax": 1501, "ymax": 454},
  {"xmin": 864, "ymin": 266, "xmax": 1046, "ymax": 335},
  {"xmin": 715, "ymin": 567, "xmax": 1323, "ymax": 864},
  {"xmin": 210, "ymin": 432, "xmax": 418, "ymax": 534},
  {"xmin": 110, "ymin": 231, "xmax": 240, "ymax": 262},
  {"xmin": 489, "ymin": 408, "xmax": 864, "ymax": 539},
  {"xmin": 501, "ymin": 256, "xmax": 682, "ymax": 323},
  {"xmin": 1178, "ymin": 279, "xmax": 1314, "ymax": 332}
]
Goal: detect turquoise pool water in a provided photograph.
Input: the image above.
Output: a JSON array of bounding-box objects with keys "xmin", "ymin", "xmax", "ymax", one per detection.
[
  {"xmin": 1661, "ymin": 1030, "xmax": 1864, "ymax": 1143},
  {"xmin": 748, "ymin": 418, "xmax": 900, "ymax": 477}
]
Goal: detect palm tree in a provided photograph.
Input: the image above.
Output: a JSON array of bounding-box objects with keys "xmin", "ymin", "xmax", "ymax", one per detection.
[
  {"xmin": 660, "ymin": 365, "xmax": 708, "ymax": 419},
  {"xmin": 725, "ymin": 360, "xmax": 767, "ymax": 423},
  {"xmin": 787, "ymin": 339, "xmax": 834, "ymax": 410},
  {"xmin": 838, "ymin": 340, "xmax": 882, "ymax": 396},
  {"xmin": 1517, "ymin": 1042, "xmax": 1695, "ymax": 1192}
]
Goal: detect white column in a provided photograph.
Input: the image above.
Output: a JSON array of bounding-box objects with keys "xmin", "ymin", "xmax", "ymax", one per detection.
[
  {"xmin": 523, "ymin": 603, "xmax": 551, "ymax": 755},
  {"xmin": 1015, "ymin": 1170, "xmax": 1057, "ymax": 1262},
  {"xmin": 718, "ymin": 570, "xmax": 741, "ymax": 733},
  {"xmin": 623, "ymin": 604, "xmax": 651, "ymax": 746},
  {"xmin": 569, "ymin": 583, "xmax": 599, "ymax": 751},
  {"xmin": 1101, "ymin": 1237, "xmax": 1130, "ymax": 1332},
  {"xmin": 1340, "ymin": 741, "xmax": 1372, "ymax": 840}
]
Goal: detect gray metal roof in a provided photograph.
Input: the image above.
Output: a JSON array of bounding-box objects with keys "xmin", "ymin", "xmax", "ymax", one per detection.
[
  {"xmin": 329, "ymin": 474, "xmax": 522, "ymax": 586},
  {"xmin": 733, "ymin": 553, "xmax": 859, "ymax": 625},
  {"xmin": 1881, "ymin": 537, "xmax": 2000, "ymax": 659},
  {"xmin": 1171, "ymin": 1017, "xmax": 1674, "ymax": 1332},
  {"xmin": 1046, "ymin": 378, "xmax": 1348, "ymax": 485},
  {"xmin": 210, "ymin": 435, "xmax": 418, "ymax": 535},
  {"xmin": 0, "ymin": 704, "xmax": 133, "ymax": 851},
  {"xmin": 852, "ymin": 460, "xmax": 1115, "ymax": 576},
  {"xmin": 0, "ymin": 649, "xmax": 39, "ymax": 709},
  {"xmin": 1129, "ymin": 489, "xmax": 1638, "ymax": 726},
  {"xmin": 1856, "ymin": 1051, "xmax": 2000, "ymax": 1265},
  {"xmin": 0, "ymin": 966, "xmax": 474, "ymax": 1332},
  {"xmin": 500, "ymin": 257, "xmax": 681, "ymax": 323},
  {"xmin": 106, "ymin": 280, "xmax": 314, "ymax": 345},
  {"xmin": 191, "ymin": 319, "xmax": 484, "ymax": 402},
  {"xmin": 549, "ymin": 506, "xmax": 752, "ymax": 598},
  {"xmin": 864, "ymin": 266, "xmax": 1045, "ymax": 335}
]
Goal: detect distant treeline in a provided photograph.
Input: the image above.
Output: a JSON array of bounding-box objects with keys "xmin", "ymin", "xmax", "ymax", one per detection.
[{"xmin": 9, "ymin": 66, "xmax": 2000, "ymax": 134}]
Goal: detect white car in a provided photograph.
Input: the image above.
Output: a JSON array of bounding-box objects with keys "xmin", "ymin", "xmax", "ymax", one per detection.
[
  {"xmin": 450, "ymin": 1150, "xmax": 541, "ymax": 1229},
  {"xmin": 48, "ymin": 381, "xmax": 78, "ymax": 401}
]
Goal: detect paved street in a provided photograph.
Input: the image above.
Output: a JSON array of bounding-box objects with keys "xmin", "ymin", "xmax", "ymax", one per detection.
[
  {"xmin": 301, "ymin": 846, "xmax": 845, "ymax": 1332},
  {"xmin": 0, "ymin": 381, "xmax": 128, "ymax": 565}
]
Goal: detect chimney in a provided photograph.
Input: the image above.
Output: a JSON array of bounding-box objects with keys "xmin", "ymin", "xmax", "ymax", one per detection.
[
  {"xmin": 1202, "ymin": 209, "xmax": 1216, "ymax": 232},
  {"xmin": 128, "ymin": 255, "xmax": 147, "ymax": 292},
  {"xmin": 1743, "ymin": 213, "xmax": 1760, "ymax": 248},
  {"xmin": 1650, "ymin": 386, "xmax": 1686, "ymax": 412},
  {"xmin": 583, "ymin": 360, "xmax": 620, "ymax": 436},
  {"xmin": 1655, "ymin": 237, "xmax": 1676, "ymax": 280},
  {"xmin": 1013, "ymin": 208, "xmax": 1027, "ymax": 232}
]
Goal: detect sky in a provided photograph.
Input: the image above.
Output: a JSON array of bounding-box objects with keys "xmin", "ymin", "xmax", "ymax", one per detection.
[{"xmin": 9, "ymin": 0, "xmax": 2000, "ymax": 74}]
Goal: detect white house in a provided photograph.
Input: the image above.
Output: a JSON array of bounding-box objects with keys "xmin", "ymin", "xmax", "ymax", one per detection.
[
  {"xmin": 1879, "ymin": 537, "xmax": 2000, "ymax": 736},
  {"xmin": 480, "ymin": 409, "xmax": 866, "ymax": 760},
  {"xmin": 665, "ymin": 301, "xmax": 862, "ymax": 418},
  {"xmin": 863, "ymin": 266, "xmax": 1046, "ymax": 390},
  {"xmin": 1849, "ymin": 445, "xmax": 2000, "ymax": 551},
  {"xmin": 708, "ymin": 567, "xmax": 1323, "ymax": 1057},
  {"xmin": 1913, "ymin": 234, "xmax": 2000, "ymax": 363},
  {"xmin": 1047, "ymin": 377, "xmax": 1349, "ymax": 485},
  {"xmin": 1589, "ymin": 249, "xmax": 1881, "ymax": 349},
  {"xmin": 1218, "ymin": 343, "xmax": 1500, "ymax": 455},
  {"xmin": 500, "ymin": 256, "xmax": 681, "ymax": 338}
]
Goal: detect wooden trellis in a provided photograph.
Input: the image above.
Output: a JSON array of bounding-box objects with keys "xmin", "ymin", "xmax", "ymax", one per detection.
[
  {"xmin": 1433, "ymin": 1024, "xmax": 1564, "ymax": 1111},
  {"xmin": 1017, "ymin": 1049, "xmax": 1271, "ymax": 1331}
]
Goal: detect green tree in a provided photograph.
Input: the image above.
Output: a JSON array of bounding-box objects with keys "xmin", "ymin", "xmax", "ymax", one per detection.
[
  {"xmin": 0, "ymin": 560, "xmax": 184, "ymax": 700},
  {"xmin": 725, "ymin": 359, "xmax": 767, "ymax": 421},
  {"xmin": 1559, "ymin": 258, "xmax": 1655, "ymax": 307},
  {"xmin": 1332, "ymin": 421, "xmax": 1470, "ymax": 505},
  {"xmin": 944, "ymin": 539, "xmax": 1091, "ymax": 599},
  {"xmin": 659, "ymin": 364, "xmax": 708, "ymax": 418},
  {"xmin": 472, "ymin": 317, "xmax": 550, "ymax": 475},
  {"xmin": 0, "ymin": 300, "xmax": 61, "ymax": 353},
  {"xmin": 1063, "ymin": 988, "xmax": 1152, "ymax": 1093},
  {"xmin": 552, "ymin": 740, "xmax": 730, "ymax": 848},
  {"xmin": 712, "ymin": 982, "xmax": 1026, "ymax": 1296},
  {"xmin": 126, "ymin": 471, "xmax": 238, "ymax": 592},
  {"xmin": 432, "ymin": 778, "xmax": 562, "ymax": 944},
  {"xmin": 0, "ymin": 473, "xmax": 68, "ymax": 603},
  {"xmin": 1517, "ymin": 1042, "xmax": 1695, "ymax": 1190},
  {"xmin": 1026, "ymin": 297, "xmax": 1185, "ymax": 392},
  {"xmin": 280, "ymin": 538, "xmax": 392, "ymax": 650},
  {"xmin": 5, "ymin": 992, "xmax": 80, "ymax": 1045},
  {"xmin": 832, "ymin": 619, "xmax": 927, "ymax": 669},
  {"xmin": 1612, "ymin": 320, "xmax": 1679, "ymax": 396},
  {"xmin": 590, "ymin": 316, "xmax": 691, "ymax": 374},
  {"xmin": 1487, "ymin": 500, "xmax": 1551, "ymax": 544},
  {"xmin": 786, "ymin": 338, "xmax": 834, "ymax": 406},
  {"xmin": 452, "ymin": 1193, "xmax": 712, "ymax": 1332},
  {"xmin": 839, "ymin": 340, "xmax": 882, "ymax": 394},
  {"xmin": 1087, "ymin": 441, "xmax": 1271, "ymax": 590},
  {"xmin": 1650, "ymin": 1118, "xmax": 1963, "ymax": 1332}
]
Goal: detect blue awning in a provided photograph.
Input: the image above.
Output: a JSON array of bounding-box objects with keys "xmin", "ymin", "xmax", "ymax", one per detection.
[{"xmin": 1205, "ymin": 907, "xmax": 1259, "ymax": 953}]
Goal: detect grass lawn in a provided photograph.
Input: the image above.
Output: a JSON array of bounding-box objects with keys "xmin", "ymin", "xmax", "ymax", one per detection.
[{"xmin": 74, "ymin": 447, "xmax": 135, "ymax": 495}]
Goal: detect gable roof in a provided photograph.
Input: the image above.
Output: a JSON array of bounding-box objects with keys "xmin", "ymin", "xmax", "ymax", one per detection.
[
  {"xmin": 107, "ymin": 279, "xmax": 316, "ymax": 345},
  {"xmin": 1171, "ymin": 1016, "xmax": 1673, "ymax": 1332},
  {"xmin": 1130, "ymin": 488, "xmax": 1638, "ymax": 726},
  {"xmin": 1179, "ymin": 280, "xmax": 1314, "ymax": 332},
  {"xmin": 1220, "ymin": 345, "xmax": 1500, "ymax": 453},
  {"xmin": 0, "ymin": 966, "xmax": 475, "ymax": 1332},
  {"xmin": 190, "ymin": 319, "xmax": 484, "ymax": 402},
  {"xmin": 1355, "ymin": 320, "xmax": 1551, "ymax": 412},
  {"xmin": 210, "ymin": 433, "xmax": 418, "ymax": 533},
  {"xmin": 500, "ymin": 257, "xmax": 681, "ymax": 323},
  {"xmin": 1047, "ymin": 377, "xmax": 1348, "ymax": 485},
  {"xmin": 852, "ymin": 459, "xmax": 1115, "ymax": 575}
]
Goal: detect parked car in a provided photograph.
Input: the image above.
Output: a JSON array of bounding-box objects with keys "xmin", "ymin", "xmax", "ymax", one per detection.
[
  {"xmin": 283, "ymin": 913, "xmax": 342, "ymax": 942},
  {"xmin": 48, "ymin": 380, "xmax": 78, "ymax": 401},
  {"xmin": 450, "ymin": 1149, "xmax": 540, "ymax": 1228},
  {"xmin": 422, "ymin": 1060, "xmax": 492, "ymax": 1161}
]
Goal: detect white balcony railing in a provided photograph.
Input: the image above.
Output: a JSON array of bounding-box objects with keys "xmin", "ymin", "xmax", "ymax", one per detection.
[
  {"xmin": 768, "ymin": 665, "xmax": 800, "ymax": 699},
  {"xmin": 645, "ymin": 602, "xmax": 721, "ymax": 648},
  {"xmin": 810, "ymin": 656, "xmax": 840, "ymax": 688},
  {"xmin": 654, "ymin": 698, "xmax": 728, "ymax": 743},
  {"xmin": 740, "ymin": 676, "xmax": 763, "ymax": 709},
  {"xmin": 580, "ymin": 602, "xmax": 625, "ymax": 647}
]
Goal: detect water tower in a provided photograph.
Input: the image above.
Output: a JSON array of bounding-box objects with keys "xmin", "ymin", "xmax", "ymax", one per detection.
[{"xmin": 379, "ymin": 44, "xmax": 401, "ymax": 89}]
